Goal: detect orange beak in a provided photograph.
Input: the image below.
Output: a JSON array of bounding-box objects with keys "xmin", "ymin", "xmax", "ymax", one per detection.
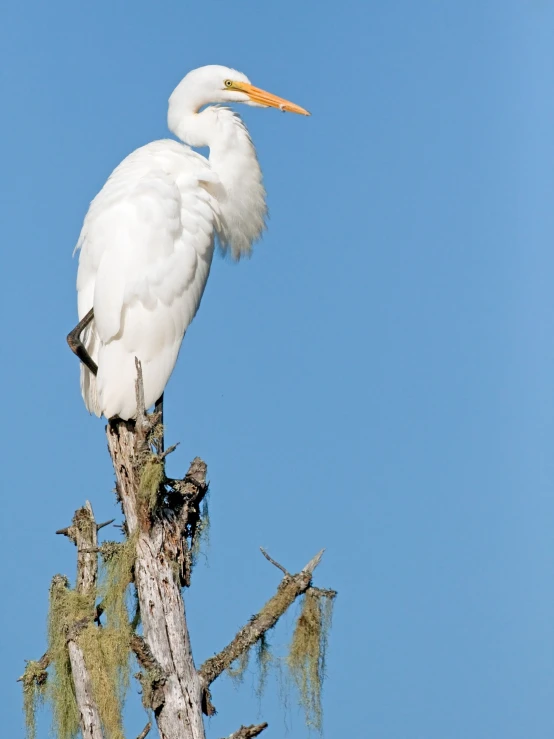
[{"xmin": 232, "ymin": 81, "xmax": 311, "ymax": 116}]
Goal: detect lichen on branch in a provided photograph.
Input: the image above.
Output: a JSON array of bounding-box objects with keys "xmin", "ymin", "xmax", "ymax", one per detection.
[{"xmin": 22, "ymin": 362, "xmax": 336, "ymax": 739}]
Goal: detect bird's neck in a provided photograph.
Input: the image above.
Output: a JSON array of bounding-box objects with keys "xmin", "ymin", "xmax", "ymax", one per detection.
[{"xmin": 170, "ymin": 107, "xmax": 267, "ymax": 258}]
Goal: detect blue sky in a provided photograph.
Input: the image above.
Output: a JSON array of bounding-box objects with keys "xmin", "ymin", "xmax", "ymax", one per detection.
[{"xmin": 1, "ymin": 1, "xmax": 554, "ymax": 737}]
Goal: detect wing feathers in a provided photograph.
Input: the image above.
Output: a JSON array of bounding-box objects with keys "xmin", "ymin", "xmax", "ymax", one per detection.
[{"xmin": 75, "ymin": 140, "xmax": 218, "ymax": 419}]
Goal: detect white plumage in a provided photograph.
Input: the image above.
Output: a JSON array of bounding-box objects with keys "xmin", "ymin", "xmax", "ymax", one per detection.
[{"xmin": 72, "ymin": 65, "xmax": 309, "ymax": 420}]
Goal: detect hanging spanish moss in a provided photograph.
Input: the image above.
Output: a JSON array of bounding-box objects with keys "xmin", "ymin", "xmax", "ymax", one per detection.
[
  {"xmin": 77, "ymin": 623, "xmax": 129, "ymax": 739},
  {"xmin": 47, "ymin": 576, "xmax": 92, "ymax": 739},
  {"xmin": 255, "ymin": 633, "xmax": 272, "ymax": 699},
  {"xmin": 22, "ymin": 659, "xmax": 47, "ymax": 739},
  {"xmin": 100, "ymin": 532, "xmax": 137, "ymax": 632},
  {"xmin": 42, "ymin": 533, "xmax": 137, "ymax": 739},
  {"xmin": 226, "ymin": 647, "xmax": 250, "ymax": 685},
  {"xmin": 287, "ymin": 589, "xmax": 335, "ymax": 732}
]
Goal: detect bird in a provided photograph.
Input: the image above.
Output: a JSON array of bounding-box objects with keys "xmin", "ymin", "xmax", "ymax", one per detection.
[{"xmin": 67, "ymin": 64, "xmax": 310, "ymax": 421}]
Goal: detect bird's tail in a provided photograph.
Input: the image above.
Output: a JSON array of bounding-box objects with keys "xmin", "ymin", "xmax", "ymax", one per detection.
[{"xmin": 80, "ymin": 319, "xmax": 102, "ymax": 417}]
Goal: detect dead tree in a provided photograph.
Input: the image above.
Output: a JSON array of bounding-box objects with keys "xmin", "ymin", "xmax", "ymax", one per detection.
[{"xmin": 20, "ymin": 363, "xmax": 336, "ymax": 739}]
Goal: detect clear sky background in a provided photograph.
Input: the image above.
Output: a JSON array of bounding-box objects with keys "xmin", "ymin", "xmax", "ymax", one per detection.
[{"xmin": 1, "ymin": 1, "xmax": 553, "ymax": 737}]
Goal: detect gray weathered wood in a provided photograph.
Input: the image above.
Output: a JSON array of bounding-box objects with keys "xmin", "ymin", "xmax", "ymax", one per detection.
[
  {"xmin": 65, "ymin": 502, "xmax": 104, "ymax": 739},
  {"xmin": 136, "ymin": 721, "xmax": 152, "ymax": 739},
  {"xmin": 106, "ymin": 407, "xmax": 206, "ymax": 739},
  {"xmin": 22, "ymin": 360, "xmax": 335, "ymax": 737},
  {"xmin": 67, "ymin": 641, "xmax": 104, "ymax": 739}
]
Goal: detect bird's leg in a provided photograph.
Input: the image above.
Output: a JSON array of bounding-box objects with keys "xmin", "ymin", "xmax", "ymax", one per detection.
[
  {"xmin": 69, "ymin": 313, "xmax": 164, "ymax": 453},
  {"xmin": 67, "ymin": 308, "xmax": 98, "ymax": 376},
  {"xmin": 154, "ymin": 393, "xmax": 164, "ymax": 454}
]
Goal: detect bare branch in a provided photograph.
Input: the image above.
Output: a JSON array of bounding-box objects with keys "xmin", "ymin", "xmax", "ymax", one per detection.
[
  {"xmin": 166, "ymin": 457, "xmax": 210, "ymax": 589},
  {"xmin": 199, "ymin": 550, "xmax": 325, "ymax": 687},
  {"xmin": 134, "ymin": 357, "xmax": 147, "ymax": 434},
  {"xmin": 158, "ymin": 442, "xmax": 179, "ymax": 460},
  {"xmin": 260, "ymin": 547, "xmax": 289, "ymax": 576},
  {"xmin": 59, "ymin": 503, "xmax": 104, "ymax": 739},
  {"xmin": 169, "ymin": 457, "xmax": 209, "ymax": 503},
  {"xmin": 185, "ymin": 457, "xmax": 208, "ymax": 487},
  {"xmin": 136, "ymin": 722, "xmax": 152, "ymax": 739},
  {"xmin": 224, "ymin": 723, "xmax": 268, "ymax": 739},
  {"xmin": 96, "ymin": 518, "xmax": 115, "ymax": 531},
  {"xmin": 302, "ymin": 548, "xmax": 325, "ymax": 575},
  {"xmin": 74, "ymin": 502, "xmax": 100, "ymax": 594}
]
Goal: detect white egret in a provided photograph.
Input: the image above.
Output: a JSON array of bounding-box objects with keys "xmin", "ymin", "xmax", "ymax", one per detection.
[{"xmin": 68, "ymin": 65, "xmax": 309, "ymax": 421}]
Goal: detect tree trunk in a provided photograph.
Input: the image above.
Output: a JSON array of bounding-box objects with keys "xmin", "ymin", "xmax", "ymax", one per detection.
[
  {"xmin": 21, "ymin": 362, "xmax": 335, "ymax": 739},
  {"xmin": 107, "ymin": 414, "xmax": 205, "ymax": 739},
  {"xmin": 61, "ymin": 502, "xmax": 105, "ymax": 739},
  {"xmin": 66, "ymin": 641, "xmax": 104, "ymax": 739}
]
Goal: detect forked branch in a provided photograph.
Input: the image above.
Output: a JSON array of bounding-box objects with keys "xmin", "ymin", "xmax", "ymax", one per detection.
[
  {"xmin": 199, "ymin": 549, "xmax": 325, "ymax": 688},
  {"xmin": 22, "ymin": 357, "xmax": 335, "ymax": 739}
]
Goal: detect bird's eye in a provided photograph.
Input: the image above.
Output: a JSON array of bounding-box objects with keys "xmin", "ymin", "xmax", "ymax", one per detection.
[{"xmin": 224, "ymin": 79, "xmax": 233, "ymax": 88}]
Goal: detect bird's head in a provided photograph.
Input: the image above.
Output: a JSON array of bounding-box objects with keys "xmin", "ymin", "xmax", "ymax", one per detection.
[{"xmin": 168, "ymin": 64, "xmax": 310, "ymax": 117}]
